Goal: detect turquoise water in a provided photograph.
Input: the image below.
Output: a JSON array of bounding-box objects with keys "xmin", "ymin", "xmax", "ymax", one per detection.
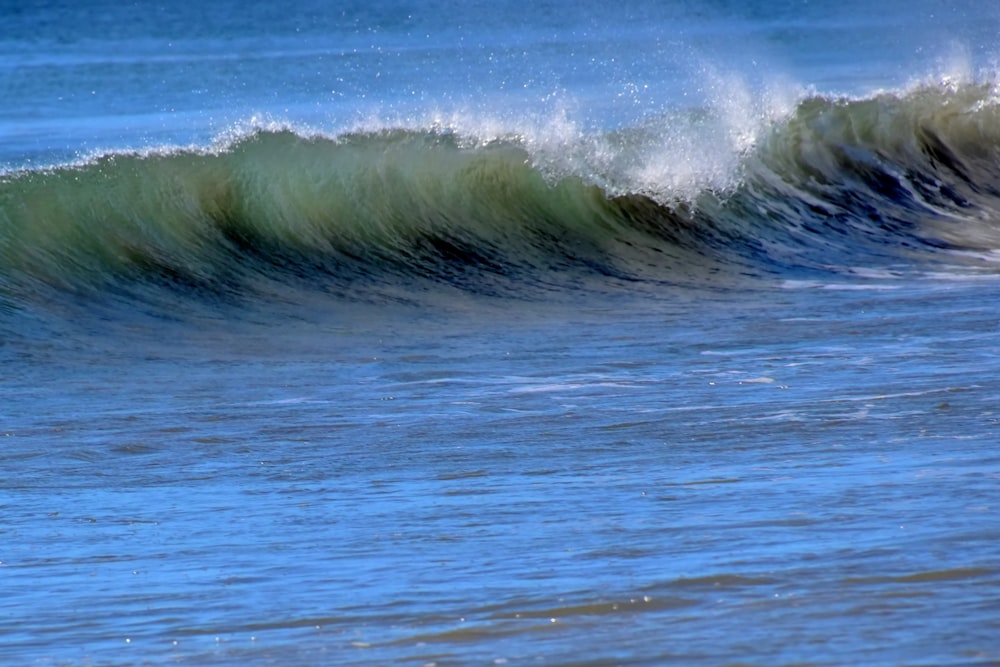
[{"xmin": 3, "ymin": 1, "xmax": 1000, "ymax": 665}]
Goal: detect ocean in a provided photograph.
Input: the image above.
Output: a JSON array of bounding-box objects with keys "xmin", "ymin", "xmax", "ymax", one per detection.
[{"xmin": 3, "ymin": 1, "xmax": 1000, "ymax": 665}]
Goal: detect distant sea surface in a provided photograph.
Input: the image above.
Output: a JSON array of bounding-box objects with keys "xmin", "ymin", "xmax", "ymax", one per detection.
[{"xmin": 3, "ymin": 1, "xmax": 1000, "ymax": 665}]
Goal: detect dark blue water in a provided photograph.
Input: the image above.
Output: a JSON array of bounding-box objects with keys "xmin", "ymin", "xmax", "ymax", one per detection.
[{"xmin": 2, "ymin": 1, "xmax": 1000, "ymax": 665}]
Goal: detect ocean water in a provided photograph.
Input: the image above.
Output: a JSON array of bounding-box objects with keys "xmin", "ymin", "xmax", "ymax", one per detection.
[{"xmin": 3, "ymin": 1, "xmax": 1000, "ymax": 665}]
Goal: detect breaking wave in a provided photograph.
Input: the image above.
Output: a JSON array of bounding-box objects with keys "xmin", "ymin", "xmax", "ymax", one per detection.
[{"xmin": 2, "ymin": 80, "xmax": 1000, "ymax": 309}]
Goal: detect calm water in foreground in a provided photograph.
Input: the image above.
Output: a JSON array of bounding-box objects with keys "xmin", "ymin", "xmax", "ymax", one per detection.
[{"xmin": 4, "ymin": 278, "xmax": 1000, "ymax": 665}]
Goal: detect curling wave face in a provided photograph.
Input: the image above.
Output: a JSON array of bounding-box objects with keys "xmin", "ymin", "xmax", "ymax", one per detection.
[{"xmin": 2, "ymin": 81, "xmax": 1000, "ymax": 308}]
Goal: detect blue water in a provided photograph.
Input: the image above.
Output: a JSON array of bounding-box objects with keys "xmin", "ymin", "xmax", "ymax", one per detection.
[
  {"xmin": 3, "ymin": 1, "xmax": 1000, "ymax": 665},
  {"xmin": 3, "ymin": 0, "xmax": 995, "ymax": 166}
]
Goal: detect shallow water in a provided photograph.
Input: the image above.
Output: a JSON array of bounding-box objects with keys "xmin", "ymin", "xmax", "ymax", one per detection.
[{"xmin": 4, "ymin": 278, "xmax": 1000, "ymax": 665}]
